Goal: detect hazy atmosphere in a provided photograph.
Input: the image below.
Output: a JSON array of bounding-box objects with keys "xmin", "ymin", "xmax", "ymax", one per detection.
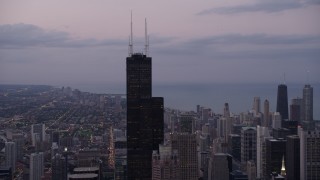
[{"xmin": 1, "ymin": 0, "xmax": 320, "ymax": 86}]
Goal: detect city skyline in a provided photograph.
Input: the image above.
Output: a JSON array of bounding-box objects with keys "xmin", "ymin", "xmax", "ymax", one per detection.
[{"xmin": 1, "ymin": 0, "xmax": 320, "ymax": 86}]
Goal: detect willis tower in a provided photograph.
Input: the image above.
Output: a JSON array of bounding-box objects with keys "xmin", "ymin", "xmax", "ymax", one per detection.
[{"xmin": 126, "ymin": 16, "xmax": 164, "ymax": 179}]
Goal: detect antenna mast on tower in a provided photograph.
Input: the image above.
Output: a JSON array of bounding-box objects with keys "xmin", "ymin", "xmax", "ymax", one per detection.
[
  {"xmin": 128, "ymin": 11, "xmax": 133, "ymax": 56},
  {"xmin": 144, "ymin": 18, "xmax": 149, "ymax": 56}
]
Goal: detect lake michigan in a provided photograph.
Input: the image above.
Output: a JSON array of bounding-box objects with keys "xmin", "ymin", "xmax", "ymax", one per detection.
[{"xmin": 67, "ymin": 83, "xmax": 320, "ymax": 120}]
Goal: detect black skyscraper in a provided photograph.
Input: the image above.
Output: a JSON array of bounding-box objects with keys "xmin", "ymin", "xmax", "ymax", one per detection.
[
  {"xmin": 126, "ymin": 52, "xmax": 164, "ymax": 179},
  {"xmin": 286, "ymin": 135, "xmax": 300, "ymax": 180},
  {"xmin": 276, "ymin": 84, "xmax": 289, "ymax": 121},
  {"xmin": 265, "ymin": 138, "xmax": 286, "ymax": 178}
]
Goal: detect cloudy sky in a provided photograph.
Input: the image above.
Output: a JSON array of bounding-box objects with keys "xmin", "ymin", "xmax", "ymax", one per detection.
[{"xmin": 1, "ymin": 0, "xmax": 320, "ymax": 87}]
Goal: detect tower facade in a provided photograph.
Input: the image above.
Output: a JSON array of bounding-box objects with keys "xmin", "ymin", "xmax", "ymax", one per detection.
[
  {"xmin": 152, "ymin": 144, "xmax": 179, "ymax": 180},
  {"xmin": 253, "ymin": 97, "xmax": 261, "ymax": 116},
  {"xmin": 241, "ymin": 127, "xmax": 257, "ymax": 163},
  {"xmin": 256, "ymin": 126, "xmax": 271, "ymax": 179},
  {"xmin": 290, "ymin": 97, "xmax": 302, "ymax": 123},
  {"xmin": 126, "ymin": 19, "xmax": 164, "ymax": 179},
  {"xmin": 31, "ymin": 123, "xmax": 46, "ymax": 146},
  {"xmin": 286, "ymin": 135, "xmax": 300, "ymax": 180},
  {"xmin": 265, "ymin": 138, "xmax": 286, "ymax": 179},
  {"xmin": 263, "ymin": 99, "xmax": 270, "ymax": 127},
  {"xmin": 52, "ymin": 153, "xmax": 67, "ymax": 180},
  {"xmin": 30, "ymin": 152, "xmax": 44, "ymax": 180},
  {"xmin": 299, "ymin": 128, "xmax": 320, "ymax": 180},
  {"xmin": 276, "ymin": 84, "xmax": 288, "ymax": 120},
  {"xmin": 171, "ymin": 133, "xmax": 198, "ymax": 180},
  {"xmin": 303, "ymin": 84, "xmax": 313, "ymax": 122},
  {"xmin": 5, "ymin": 142, "xmax": 16, "ymax": 171},
  {"xmin": 211, "ymin": 153, "xmax": 232, "ymax": 180}
]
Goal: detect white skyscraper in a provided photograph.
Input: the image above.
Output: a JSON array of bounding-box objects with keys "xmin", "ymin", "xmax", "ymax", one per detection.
[
  {"xmin": 272, "ymin": 112, "xmax": 282, "ymax": 129},
  {"xmin": 30, "ymin": 152, "xmax": 44, "ymax": 180},
  {"xmin": 5, "ymin": 142, "xmax": 16, "ymax": 171},
  {"xmin": 256, "ymin": 126, "xmax": 271, "ymax": 179}
]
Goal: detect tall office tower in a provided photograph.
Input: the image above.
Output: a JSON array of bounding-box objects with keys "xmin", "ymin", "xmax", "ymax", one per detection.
[
  {"xmin": 276, "ymin": 84, "xmax": 288, "ymax": 120},
  {"xmin": 126, "ymin": 18, "xmax": 164, "ymax": 179},
  {"xmin": 152, "ymin": 144, "xmax": 179, "ymax": 180},
  {"xmin": 12, "ymin": 136, "xmax": 24, "ymax": 161},
  {"xmin": 178, "ymin": 114, "xmax": 195, "ymax": 134},
  {"xmin": 196, "ymin": 105, "xmax": 201, "ymax": 115},
  {"xmin": 290, "ymin": 97, "xmax": 302, "ymax": 123},
  {"xmin": 199, "ymin": 134, "xmax": 210, "ymax": 179},
  {"xmin": 211, "ymin": 153, "xmax": 232, "ymax": 180},
  {"xmin": 246, "ymin": 160, "xmax": 256, "ymax": 180},
  {"xmin": 224, "ymin": 103, "xmax": 230, "ymax": 118},
  {"xmin": 171, "ymin": 133, "xmax": 198, "ymax": 180},
  {"xmin": 30, "ymin": 152, "xmax": 44, "ymax": 180},
  {"xmin": 256, "ymin": 126, "xmax": 272, "ymax": 179},
  {"xmin": 272, "ymin": 112, "xmax": 282, "ymax": 129},
  {"xmin": 52, "ymin": 153, "xmax": 67, "ymax": 180},
  {"xmin": 152, "ymin": 97, "xmax": 164, "ymax": 150},
  {"xmin": 241, "ymin": 127, "xmax": 257, "ymax": 164},
  {"xmin": 5, "ymin": 142, "xmax": 16, "ymax": 171},
  {"xmin": 31, "ymin": 123, "xmax": 46, "ymax": 146},
  {"xmin": 299, "ymin": 127, "xmax": 320, "ymax": 180},
  {"xmin": 303, "ymin": 84, "xmax": 313, "ymax": 122},
  {"xmin": 217, "ymin": 117, "xmax": 226, "ymax": 139},
  {"xmin": 286, "ymin": 135, "xmax": 300, "ymax": 180},
  {"xmin": 265, "ymin": 138, "xmax": 286, "ymax": 179},
  {"xmin": 201, "ymin": 108, "xmax": 210, "ymax": 124},
  {"xmin": 263, "ymin": 99, "xmax": 270, "ymax": 127},
  {"xmin": 253, "ymin": 97, "xmax": 261, "ymax": 116},
  {"xmin": 228, "ymin": 134, "xmax": 241, "ymax": 161}
]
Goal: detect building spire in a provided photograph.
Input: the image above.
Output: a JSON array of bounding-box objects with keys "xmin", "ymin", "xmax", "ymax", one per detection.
[
  {"xmin": 144, "ymin": 18, "xmax": 149, "ymax": 56},
  {"xmin": 128, "ymin": 11, "xmax": 133, "ymax": 56},
  {"xmin": 281, "ymin": 155, "xmax": 286, "ymax": 176}
]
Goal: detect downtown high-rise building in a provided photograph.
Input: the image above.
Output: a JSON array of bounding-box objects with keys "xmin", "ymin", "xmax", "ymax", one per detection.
[
  {"xmin": 265, "ymin": 138, "xmax": 286, "ymax": 179},
  {"xmin": 51, "ymin": 153, "xmax": 67, "ymax": 180},
  {"xmin": 5, "ymin": 142, "xmax": 16, "ymax": 172},
  {"xmin": 290, "ymin": 97, "xmax": 303, "ymax": 123},
  {"xmin": 299, "ymin": 127, "xmax": 320, "ymax": 180},
  {"xmin": 31, "ymin": 123, "xmax": 46, "ymax": 146},
  {"xmin": 303, "ymin": 84, "xmax": 313, "ymax": 122},
  {"xmin": 286, "ymin": 135, "xmax": 300, "ymax": 180},
  {"xmin": 171, "ymin": 133, "xmax": 198, "ymax": 180},
  {"xmin": 276, "ymin": 84, "xmax": 288, "ymax": 121},
  {"xmin": 253, "ymin": 97, "xmax": 261, "ymax": 116},
  {"xmin": 211, "ymin": 153, "xmax": 232, "ymax": 180},
  {"xmin": 126, "ymin": 18, "xmax": 164, "ymax": 179},
  {"xmin": 256, "ymin": 126, "xmax": 272, "ymax": 179},
  {"xmin": 263, "ymin": 99, "xmax": 270, "ymax": 127},
  {"xmin": 241, "ymin": 127, "xmax": 257, "ymax": 164},
  {"xmin": 30, "ymin": 152, "xmax": 44, "ymax": 180},
  {"xmin": 152, "ymin": 144, "xmax": 179, "ymax": 180}
]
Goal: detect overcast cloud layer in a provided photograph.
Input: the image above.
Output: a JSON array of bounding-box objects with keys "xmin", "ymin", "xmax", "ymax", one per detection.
[
  {"xmin": 0, "ymin": 0, "xmax": 320, "ymax": 86},
  {"xmin": 197, "ymin": 0, "xmax": 320, "ymax": 15}
]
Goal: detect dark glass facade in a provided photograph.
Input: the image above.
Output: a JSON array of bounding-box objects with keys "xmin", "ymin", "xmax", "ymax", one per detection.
[
  {"xmin": 265, "ymin": 139, "xmax": 286, "ymax": 178},
  {"xmin": 286, "ymin": 135, "xmax": 300, "ymax": 180},
  {"xmin": 126, "ymin": 53, "xmax": 164, "ymax": 179},
  {"xmin": 276, "ymin": 84, "xmax": 289, "ymax": 121}
]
